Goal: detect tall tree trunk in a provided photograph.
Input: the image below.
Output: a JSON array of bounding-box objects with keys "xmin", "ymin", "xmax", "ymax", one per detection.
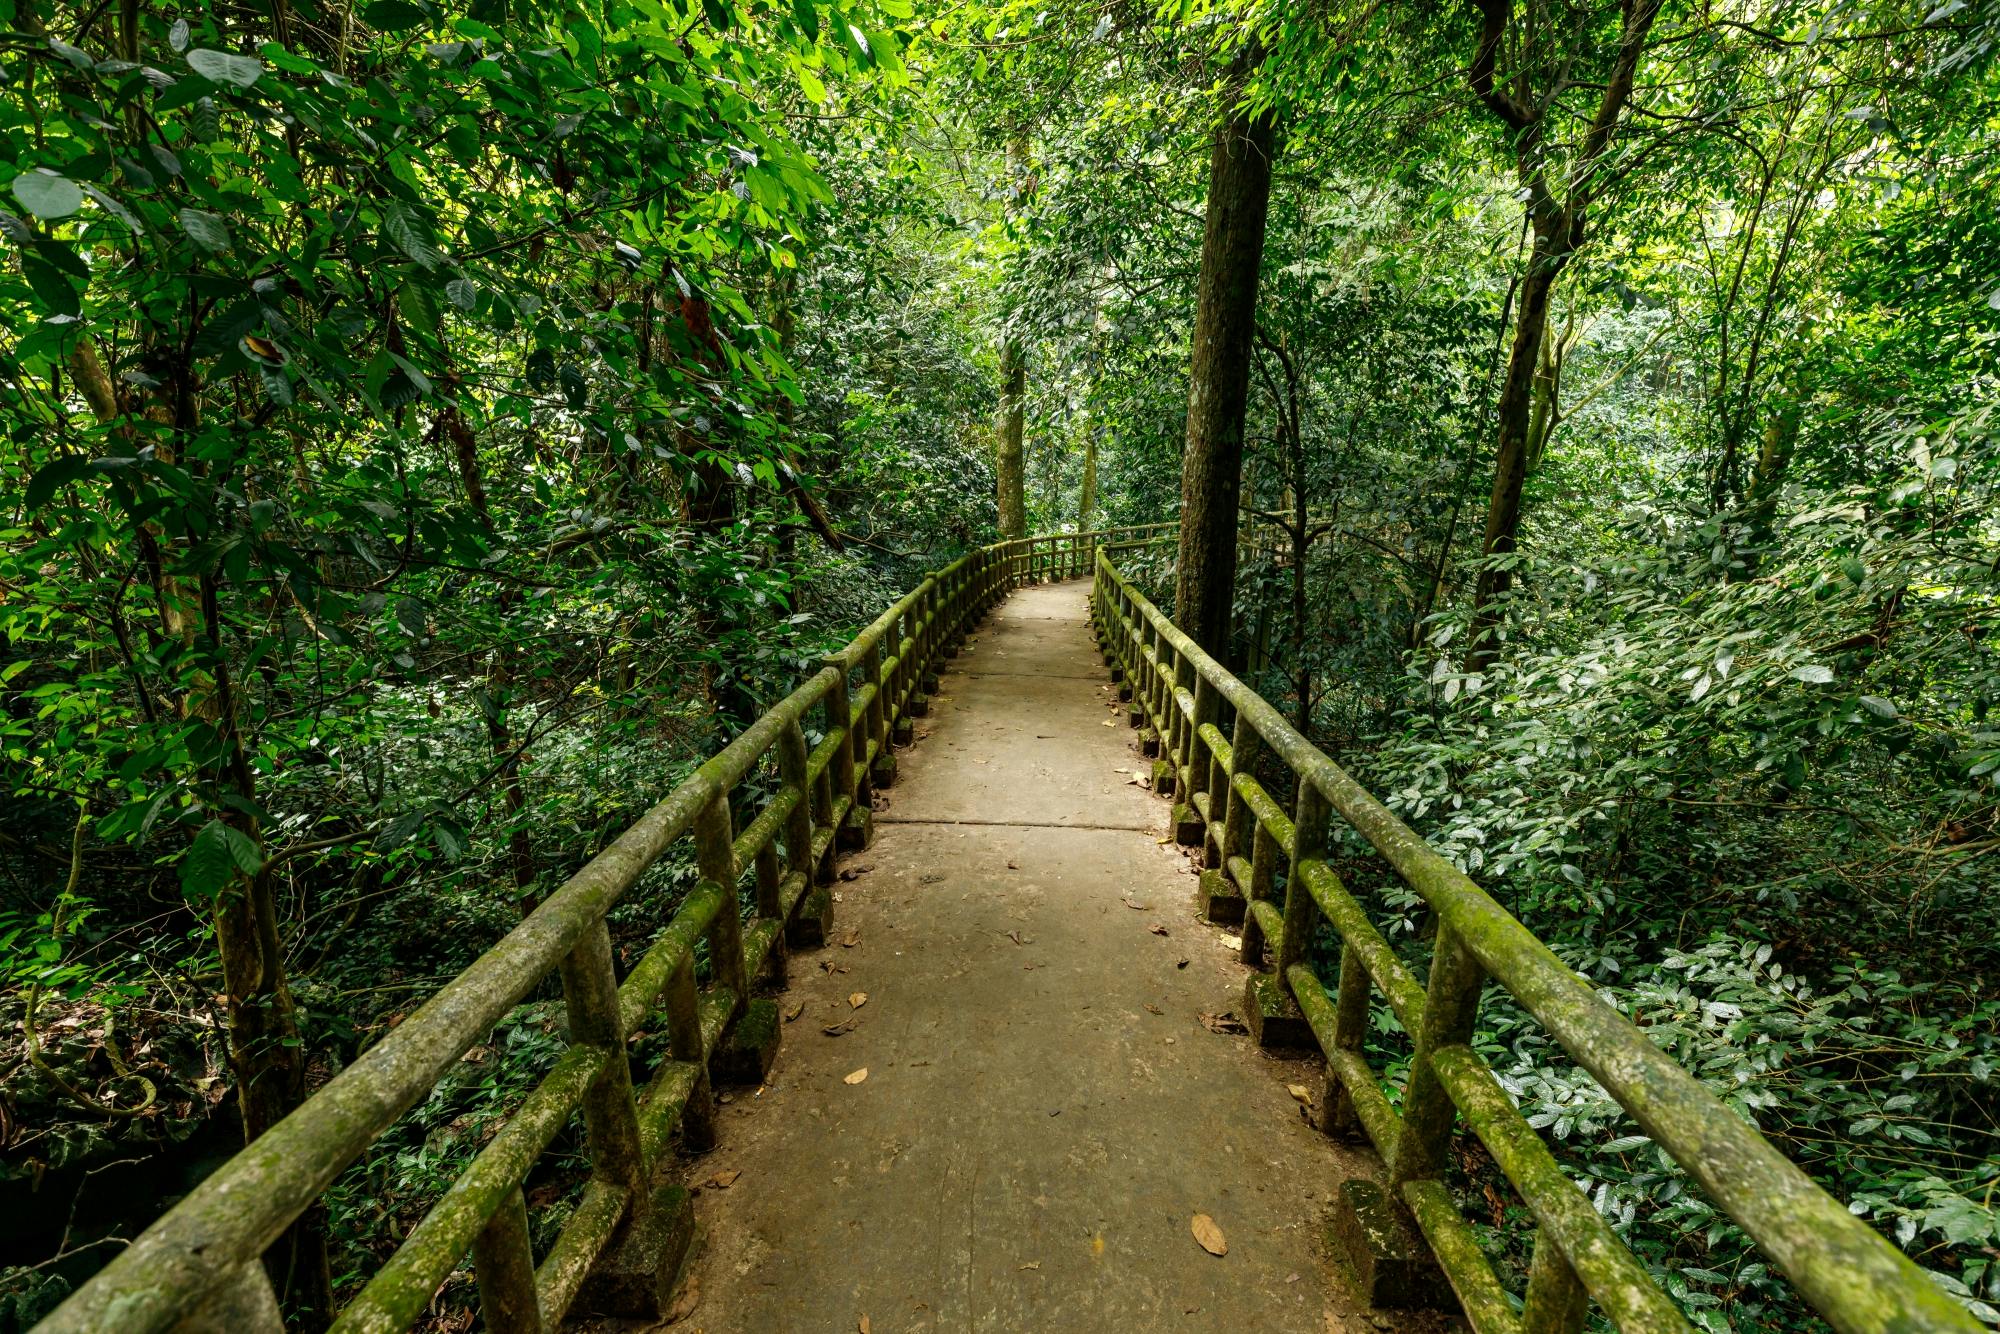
[
  {"xmin": 1078, "ymin": 427, "xmax": 1099, "ymax": 529},
  {"xmin": 1466, "ymin": 233, "xmax": 1563, "ymax": 671},
  {"xmin": 1461, "ymin": 0, "xmax": 1661, "ymax": 673},
  {"xmin": 995, "ymin": 133, "xmax": 1030, "ymax": 539},
  {"xmin": 1174, "ymin": 47, "xmax": 1276, "ymax": 655}
]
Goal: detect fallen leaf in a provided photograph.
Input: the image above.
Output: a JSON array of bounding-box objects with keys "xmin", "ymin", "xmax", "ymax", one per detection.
[
  {"xmin": 1287, "ymin": 1084, "xmax": 1313, "ymax": 1107},
  {"xmin": 823, "ymin": 1018, "xmax": 858, "ymax": 1037},
  {"xmin": 1018, "ymin": 1261, "xmax": 1041, "ymax": 1271},
  {"xmin": 849, "ymin": 991, "xmax": 868, "ymax": 1009},
  {"xmin": 859, "ymin": 1318, "xmax": 871, "ymax": 1334},
  {"xmin": 1122, "ymin": 898, "xmax": 1152, "ymax": 911},
  {"xmin": 844, "ymin": 1067, "xmax": 869, "ymax": 1085},
  {"xmin": 820, "ymin": 959, "xmax": 849, "ymax": 974},
  {"xmin": 1145, "ymin": 1002, "xmax": 1164, "ymax": 1015},
  {"xmin": 784, "ymin": 1000, "xmax": 806, "ymax": 1023},
  {"xmin": 1191, "ymin": 1213, "xmax": 1228, "ymax": 1257},
  {"xmin": 1177, "ymin": 958, "xmax": 1190, "ymax": 969},
  {"xmin": 1006, "ymin": 929, "xmax": 1024, "ymax": 945},
  {"xmin": 840, "ymin": 930, "xmax": 861, "ymax": 948},
  {"xmin": 1102, "ymin": 719, "xmax": 1116, "ymax": 726},
  {"xmin": 1150, "ymin": 924, "xmax": 1170, "ymax": 936},
  {"xmin": 1006, "ymin": 859, "xmax": 1019, "ymax": 869},
  {"xmin": 706, "ymin": 1168, "xmax": 741, "ymax": 1189},
  {"xmin": 1201, "ymin": 1011, "xmax": 1249, "ymax": 1036},
  {"xmin": 1220, "ymin": 934, "xmax": 1243, "ymax": 950}
]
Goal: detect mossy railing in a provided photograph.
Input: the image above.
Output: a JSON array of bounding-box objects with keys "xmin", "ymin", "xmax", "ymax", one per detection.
[
  {"xmin": 1090, "ymin": 550, "xmax": 1977, "ymax": 1334},
  {"xmin": 34, "ymin": 524, "xmax": 1167, "ymax": 1334}
]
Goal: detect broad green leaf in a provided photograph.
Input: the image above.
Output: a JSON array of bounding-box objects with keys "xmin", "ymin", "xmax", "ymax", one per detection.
[{"xmin": 11, "ymin": 170, "xmax": 84, "ymax": 220}]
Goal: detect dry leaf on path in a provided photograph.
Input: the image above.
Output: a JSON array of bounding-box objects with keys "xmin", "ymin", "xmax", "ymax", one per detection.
[
  {"xmin": 858, "ymin": 1318, "xmax": 871, "ymax": 1334},
  {"xmin": 1145, "ymin": 1002, "xmax": 1164, "ymax": 1015},
  {"xmin": 1007, "ymin": 859, "xmax": 1019, "ymax": 869},
  {"xmin": 784, "ymin": 1000, "xmax": 805, "ymax": 1022},
  {"xmin": 840, "ymin": 930, "xmax": 861, "ymax": 948},
  {"xmin": 849, "ymin": 991, "xmax": 868, "ymax": 1009},
  {"xmin": 1122, "ymin": 898, "xmax": 1151, "ymax": 911},
  {"xmin": 823, "ymin": 1018, "xmax": 858, "ymax": 1037},
  {"xmin": 1018, "ymin": 1261, "xmax": 1041, "ymax": 1271},
  {"xmin": 844, "ymin": 1067, "xmax": 869, "ymax": 1085},
  {"xmin": 1287, "ymin": 1084, "xmax": 1313, "ymax": 1107},
  {"xmin": 1007, "ymin": 929, "xmax": 1025, "ymax": 945},
  {"xmin": 1201, "ymin": 1011, "xmax": 1249, "ymax": 1036},
  {"xmin": 1191, "ymin": 1213, "xmax": 1228, "ymax": 1257},
  {"xmin": 1220, "ymin": 934, "xmax": 1243, "ymax": 950},
  {"xmin": 1150, "ymin": 924, "xmax": 1170, "ymax": 936},
  {"xmin": 706, "ymin": 1168, "xmax": 741, "ymax": 1189}
]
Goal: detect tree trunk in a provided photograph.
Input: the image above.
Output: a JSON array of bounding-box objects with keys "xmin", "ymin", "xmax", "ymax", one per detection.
[
  {"xmin": 1173, "ymin": 48, "xmax": 1276, "ymax": 655},
  {"xmin": 1466, "ymin": 235, "xmax": 1563, "ymax": 672},
  {"xmin": 1078, "ymin": 427, "xmax": 1099, "ymax": 529},
  {"xmin": 996, "ymin": 336, "xmax": 1026, "ymax": 538},
  {"xmin": 995, "ymin": 134, "xmax": 1030, "ymax": 539}
]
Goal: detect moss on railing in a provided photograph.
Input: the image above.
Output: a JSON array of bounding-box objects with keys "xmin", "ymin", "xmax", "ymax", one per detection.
[
  {"xmin": 1091, "ymin": 548, "xmax": 1979, "ymax": 1334},
  {"xmin": 35, "ymin": 525, "xmax": 1169, "ymax": 1334}
]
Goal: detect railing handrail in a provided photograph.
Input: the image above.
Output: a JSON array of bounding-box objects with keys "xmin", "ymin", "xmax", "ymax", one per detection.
[
  {"xmin": 36, "ymin": 524, "xmax": 1164, "ymax": 1334},
  {"xmin": 1090, "ymin": 547, "xmax": 1975, "ymax": 1334}
]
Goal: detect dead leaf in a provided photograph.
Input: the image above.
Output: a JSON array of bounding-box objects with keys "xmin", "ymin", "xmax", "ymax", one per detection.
[
  {"xmin": 1220, "ymin": 934, "xmax": 1243, "ymax": 950},
  {"xmin": 1102, "ymin": 719, "xmax": 1116, "ymax": 726},
  {"xmin": 1177, "ymin": 958, "xmax": 1190, "ymax": 969},
  {"xmin": 1149, "ymin": 924, "xmax": 1170, "ymax": 937},
  {"xmin": 1018, "ymin": 1261, "xmax": 1041, "ymax": 1271},
  {"xmin": 706, "ymin": 1168, "xmax": 741, "ymax": 1189},
  {"xmin": 1122, "ymin": 898, "xmax": 1152, "ymax": 911},
  {"xmin": 1006, "ymin": 929, "xmax": 1024, "ymax": 945},
  {"xmin": 844, "ymin": 1067, "xmax": 869, "ymax": 1085},
  {"xmin": 1191, "ymin": 1213, "xmax": 1228, "ymax": 1257},
  {"xmin": 823, "ymin": 1018, "xmax": 858, "ymax": 1037},
  {"xmin": 1287, "ymin": 1084, "xmax": 1313, "ymax": 1107},
  {"xmin": 858, "ymin": 1318, "xmax": 871, "ymax": 1334},
  {"xmin": 1201, "ymin": 1011, "xmax": 1249, "ymax": 1036},
  {"xmin": 849, "ymin": 991, "xmax": 868, "ymax": 1009},
  {"xmin": 1006, "ymin": 859, "xmax": 1019, "ymax": 869},
  {"xmin": 1145, "ymin": 1002, "xmax": 1164, "ymax": 1016},
  {"xmin": 840, "ymin": 930, "xmax": 861, "ymax": 948},
  {"xmin": 784, "ymin": 1000, "xmax": 806, "ymax": 1023},
  {"xmin": 839, "ymin": 863, "xmax": 875, "ymax": 882}
]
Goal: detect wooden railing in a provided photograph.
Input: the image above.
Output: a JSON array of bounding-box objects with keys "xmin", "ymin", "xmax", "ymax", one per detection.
[
  {"xmin": 1090, "ymin": 549, "xmax": 1977, "ymax": 1334},
  {"xmin": 34, "ymin": 525, "xmax": 1165, "ymax": 1334}
]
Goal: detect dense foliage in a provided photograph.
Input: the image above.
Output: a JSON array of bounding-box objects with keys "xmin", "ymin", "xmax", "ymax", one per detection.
[{"xmin": 4, "ymin": 0, "xmax": 1997, "ymax": 1328}]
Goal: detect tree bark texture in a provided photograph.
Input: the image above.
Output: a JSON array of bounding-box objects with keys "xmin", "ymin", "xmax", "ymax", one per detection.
[
  {"xmin": 1174, "ymin": 51, "xmax": 1275, "ymax": 656},
  {"xmin": 995, "ymin": 134, "xmax": 1030, "ymax": 539}
]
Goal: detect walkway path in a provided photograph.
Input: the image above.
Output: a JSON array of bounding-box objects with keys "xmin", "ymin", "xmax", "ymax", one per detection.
[{"xmin": 683, "ymin": 582, "xmax": 1397, "ymax": 1332}]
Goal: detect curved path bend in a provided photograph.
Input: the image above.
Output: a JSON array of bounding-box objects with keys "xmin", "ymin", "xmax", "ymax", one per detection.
[{"xmin": 679, "ymin": 582, "xmax": 1431, "ymax": 1333}]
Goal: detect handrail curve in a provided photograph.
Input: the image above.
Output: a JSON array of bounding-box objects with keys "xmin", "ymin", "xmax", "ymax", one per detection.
[
  {"xmin": 1090, "ymin": 547, "xmax": 1976, "ymax": 1334},
  {"xmin": 36, "ymin": 524, "xmax": 1171, "ymax": 1334}
]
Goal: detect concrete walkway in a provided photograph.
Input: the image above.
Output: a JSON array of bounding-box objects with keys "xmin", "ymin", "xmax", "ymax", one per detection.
[{"xmin": 681, "ymin": 582, "xmax": 1402, "ymax": 1332}]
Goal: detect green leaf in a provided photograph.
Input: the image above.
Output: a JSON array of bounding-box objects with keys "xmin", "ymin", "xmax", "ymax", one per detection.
[
  {"xmin": 382, "ymin": 200, "xmax": 441, "ymax": 269},
  {"xmin": 25, "ymin": 456, "xmax": 92, "ymax": 510},
  {"xmin": 180, "ymin": 207, "xmax": 233, "ymax": 252},
  {"xmin": 187, "ymin": 48, "xmax": 264, "ymax": 88},
  {"xmin": 1790, "ymin": 664, "xmax": 1833, "ymax": 685},
  {"xmin": 363, "ymin": 0, "xmax": 433, "ymax": 31},
  {"xmin": 181, "ymin": 820, "xmax": 261, "ymax": 898},
  {"xmin": 11, "ymin": 170, "xmax": 84, "ymax": 220}
]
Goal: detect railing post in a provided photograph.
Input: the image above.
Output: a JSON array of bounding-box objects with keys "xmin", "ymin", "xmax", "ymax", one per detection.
[
  {"xmin": 472, "ymin": 1187, "xmax": 541, "ymax": 1334},
  {"xmin": 1388, "ymin": 923, "xmax": 1484, "ymax": 1191},
  {"xmin": 821, "ymin": 653, "xmax": 859, "ymax": 859},
  {"xmin": 695, "ymin": 789, "xmax": 748, "ymax": 1016},
  {"xmin": 863, "ymin": 638, "xmax": 892, "ymax": 790},
  {"xmin": 665, "ymin": 953, "xmax": 715, "ymax": 1152},
  {"xmin": 1522, "ymin": 1225, "xmax": 1590, "ymax": 1334},
  {"xmin": 557, "ymin": 918, "xmax": 647, "ymax": 1197}
]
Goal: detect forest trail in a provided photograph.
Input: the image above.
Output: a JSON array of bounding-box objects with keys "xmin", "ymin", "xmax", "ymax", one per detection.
[{"xmin": 680, "ymin": 582, "xmax": 1408, "ymax": 1332}]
